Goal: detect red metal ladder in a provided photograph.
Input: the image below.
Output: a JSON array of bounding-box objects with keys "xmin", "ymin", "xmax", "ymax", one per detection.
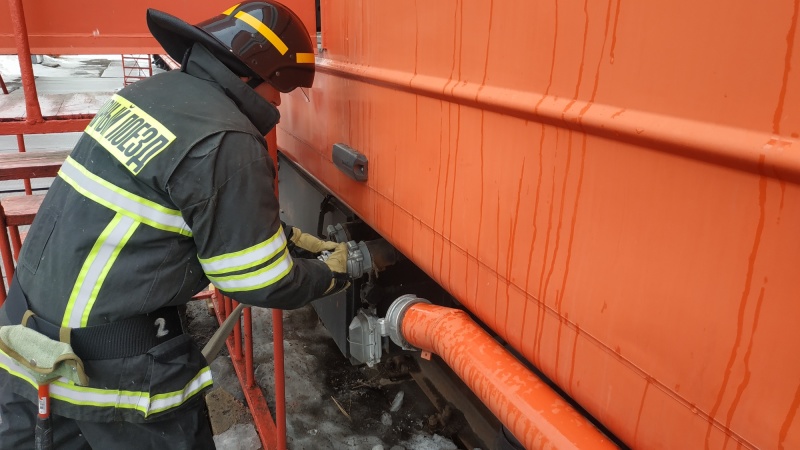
[{"xmin": 121, "ymin": 54, "xmax": 152, "ymax": 86}]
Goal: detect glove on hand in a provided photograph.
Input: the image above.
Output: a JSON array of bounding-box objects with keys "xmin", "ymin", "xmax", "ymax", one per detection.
[
  {"xmin": 323, "ymin": 242, "xmax": 350, "ymax": 295},
  {"xmin": 323, "ymin": 242, "xmax": 348, "ymax": 274},
  {"xmin": 290, "ymin": 227, "xmax": 339, "ymax": 254}
]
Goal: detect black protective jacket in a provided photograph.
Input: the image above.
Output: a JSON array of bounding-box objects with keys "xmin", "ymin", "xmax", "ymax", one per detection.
[{"xmin": 0, "ymin": 43, "xmax": 332, "ymax": 422}]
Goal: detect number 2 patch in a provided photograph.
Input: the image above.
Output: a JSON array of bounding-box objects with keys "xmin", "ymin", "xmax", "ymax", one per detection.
[{"xmin": 154, "ymin": 317, "xmax": 169, "ymax": 338}]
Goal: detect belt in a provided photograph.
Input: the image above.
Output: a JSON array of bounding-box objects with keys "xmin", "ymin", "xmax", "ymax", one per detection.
[{"xmin": 3, "ymin": 276, "xmax": 183, "ymax": 360}]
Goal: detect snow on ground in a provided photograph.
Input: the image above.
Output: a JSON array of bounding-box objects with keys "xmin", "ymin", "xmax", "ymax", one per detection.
[
  {"xmin": 215, "ymin": 423, "xmax": 262, "ymax": 449},
  {"xmin": 0, "ymin": 54, "xmax": 121, "ymax": 80},
  {"xmin": 0, "ymin": 54, "xmax": 162, "ymax": 93}
]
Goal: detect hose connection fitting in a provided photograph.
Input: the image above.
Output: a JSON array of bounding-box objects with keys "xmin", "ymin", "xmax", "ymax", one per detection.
[
  {"xmin": 345, "ymin": 240, "xmax": 373, "ymax": 279},
  {"xmin": 347, "ymin": 295, "xmax": 430, "ymax": 367},
  {"xmin": 384, "ymin": 294, "xmax": 430, "ymax": 351}
]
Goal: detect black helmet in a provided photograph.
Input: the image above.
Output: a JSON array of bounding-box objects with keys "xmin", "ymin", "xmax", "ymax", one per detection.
[{"xmin": 147, "ymin": 1, "xmax": 315, "ymax": 92}]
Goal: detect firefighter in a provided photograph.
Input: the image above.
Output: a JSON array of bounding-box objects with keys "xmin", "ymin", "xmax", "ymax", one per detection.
[{"xmin": 0, "ymin": 2, "xmax": 346, "ymax": 448}]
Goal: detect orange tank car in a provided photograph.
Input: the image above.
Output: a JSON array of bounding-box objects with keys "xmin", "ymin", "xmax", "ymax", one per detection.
[{"xmin": 276, "ymin": 1, "xmax": 800, "ymax": 449}]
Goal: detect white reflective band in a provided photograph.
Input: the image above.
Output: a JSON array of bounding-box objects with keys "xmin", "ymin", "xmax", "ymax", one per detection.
[
  {"xmin": 63, "ymin": 215, "xmax": 139, "ymax": 328},
  {"xmin": 0, "ymin": 353, "xmax": 213, "ymax": 417},
  {"xmin": 59, "ymin": 157, "xmax": 192, "ymax": 236},
  {"xmin": 208, "ymin": 250, "xmax": 293, "ymax": 292},
  {"xmin": 149, "ymin": 373, "xmax": 213, "ymax": 414},
  {"xmin": 199, "ymin": 226, "xmax": 287, "ymax": 275}
]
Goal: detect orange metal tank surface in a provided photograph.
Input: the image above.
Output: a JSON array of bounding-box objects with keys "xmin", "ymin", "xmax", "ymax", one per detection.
[{"xmin": 275, "ymin": 1, "xmax": 800, "ymax": 449}]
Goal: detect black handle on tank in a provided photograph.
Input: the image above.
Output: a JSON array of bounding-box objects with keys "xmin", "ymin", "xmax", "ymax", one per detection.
[{"xmin": 332, "ymin": 143, "xmax": 368, "ymax": 182}]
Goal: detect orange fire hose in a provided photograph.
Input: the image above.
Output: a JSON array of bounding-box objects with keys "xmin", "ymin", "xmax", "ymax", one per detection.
[{"xmin": 396, "ymin": 300, "xmax": 617, "ymax": 450}]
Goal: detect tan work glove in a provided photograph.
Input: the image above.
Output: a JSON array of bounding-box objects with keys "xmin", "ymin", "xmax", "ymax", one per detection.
[
  {"xmin": 290, "ymin": 227, "xmax": 339, "ymax": 254},
  {"xmin": 323, "ymin": 242, "xmax": 350, "ymax": 295}
]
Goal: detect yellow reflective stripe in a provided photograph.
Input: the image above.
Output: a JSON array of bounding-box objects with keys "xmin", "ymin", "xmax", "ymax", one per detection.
[
  {"xmin": 82, "ymin": 217, "xmax": 139, "ymax": 327},
  {"xmin": 64, "ymin": 157, "xmax": 181, "ymax": 218},
  {"xmin": 51, "ymin": 386, "xmax": 148, "ymax": 413},
  {"xmin": 0, "ymin": 354, "xmax": 212, "ymax": 417},
  {"xmin": 0, "ymin": 358, "xmax": 37, "ymax": 389},
  {"xmin": 54, "ymin": 368, "xmax": 212, "ymax": 415},
  {"xmin": 296, "ymin": 52, "xmax": 315, "ymax": 63},
  {"xmin": 59, "ymin": 157, "xmax": 192, "ymax": 237},
  {"xmin": 234, "ymin": 11, "xmax": 288, "ymax": 54},
  {"xmin": 148, "ymin": 371, "xmax": 214, "ymax": 415},
  {"xmin": 208, "ymin": 249, "xmax": 293, "ymax": 292},
  {"xmin": 198, "ymin": 226, "xmax": 287, "ymax": 275},
  {"xmin": 63, "ymin": 215, "xmax": 139, "ymax": 327},
  {"xmin": 222, "ymin": 3, "xmax": 240, "ymax": 15}
]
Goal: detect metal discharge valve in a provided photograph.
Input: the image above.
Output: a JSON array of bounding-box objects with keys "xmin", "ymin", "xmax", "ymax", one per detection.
[
  {"xmin": 345, "ymin": 240, "xmax": 372, "ymax": 279},
  {"xmin": 326, "ymin": 222, "xmax": 401, "ymax": 279},
  {"xmin": 321, "ymin": 222, "xmax": 409, "ymax": 367}
]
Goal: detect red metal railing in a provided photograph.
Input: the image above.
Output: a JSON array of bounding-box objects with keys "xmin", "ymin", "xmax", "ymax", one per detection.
[
  {"xmin": 1, "ymin": 0, "xmax": 92, "ymax": 135},
  {"xmin": 209, "ymin": 289, "xmax": 286, "ymax": 450},
  {"xmin": 0, "ymin": 76, "xmax": 31, "ymax": 195},
  {"xmin": 121, "ymin": 54, "xmax": 153, "ymax": 86}
]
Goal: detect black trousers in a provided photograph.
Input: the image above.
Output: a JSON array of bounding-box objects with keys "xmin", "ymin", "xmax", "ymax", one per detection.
[{"xmin": 0, "ymin": 381, "xmax": 215, "ymax": 450}]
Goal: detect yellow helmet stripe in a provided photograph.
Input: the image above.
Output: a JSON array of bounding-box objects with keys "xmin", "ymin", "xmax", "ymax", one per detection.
[
  {"xmin": 221, "ymin": 4, "xmax": 240, "ymax": 15},
  {"xmin": 226, "ymin": 10, "xmax": 289, "ymax": 55},
  {"xmin": 296, "ymin": 52, "xmax": 315, "ymax": 63}
]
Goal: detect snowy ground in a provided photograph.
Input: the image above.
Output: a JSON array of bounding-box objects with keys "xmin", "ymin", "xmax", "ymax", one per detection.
[
  {"xmin": 0, "ymin": 53, "xmax": 151, "ymax": 84},
  {"xmin": 0, "ymin": 53, "xmax": 464, "ymax": 449}
]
